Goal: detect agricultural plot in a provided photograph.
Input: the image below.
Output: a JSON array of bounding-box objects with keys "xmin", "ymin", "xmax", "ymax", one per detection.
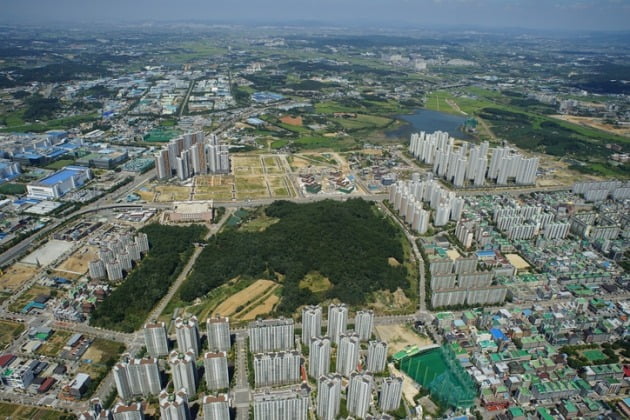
[
  {"xmin": 0, "ymin": 320, "xmax": 25, "ymax": 348},
  {"xmin": 0, "ymin": 263, "xmax": 37, "ymax": 291},
  {"xmin": 0, "ymin": 403, "xmax": 64, "ymax": 420},
  {"xmin": 212, "ymin": 279, "xmax": 278, "ymax": 319}
]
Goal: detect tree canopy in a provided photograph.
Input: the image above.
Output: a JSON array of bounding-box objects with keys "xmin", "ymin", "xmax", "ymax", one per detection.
[
  {"xmin": 90, "ymin": 223, "xmax": 207, "ymax": 332},
  {"xmin": 181, "ymin": 199, "xmax": 409, "ymax": 314}
]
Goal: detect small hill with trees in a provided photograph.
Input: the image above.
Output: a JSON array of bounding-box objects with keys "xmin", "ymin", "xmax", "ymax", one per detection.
[{"xmin": 180, "ymin": 199, "xmax": 409, "ymax": 314}]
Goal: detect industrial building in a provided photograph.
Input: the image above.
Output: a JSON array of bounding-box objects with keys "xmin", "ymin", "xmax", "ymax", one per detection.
[{"xmin": 27, "ymin": 165, "xmax": 92, "ymax": 200}]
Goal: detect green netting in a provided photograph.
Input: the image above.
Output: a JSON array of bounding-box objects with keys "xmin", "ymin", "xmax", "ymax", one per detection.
[{"xmin": 400, "ymin": 346, "xmax": 476, "ymax": 408}]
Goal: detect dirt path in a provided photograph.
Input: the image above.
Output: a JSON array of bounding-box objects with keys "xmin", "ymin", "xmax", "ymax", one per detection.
[{"xmin": 445, "ymin": 99, "xmax": 467, "ymax": 115}]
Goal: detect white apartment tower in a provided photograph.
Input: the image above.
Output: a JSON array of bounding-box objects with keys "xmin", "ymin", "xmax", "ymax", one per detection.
[
  {"xmin": 327, "ymin": 303, "xmax": 348, "ymax": 344},
  {"xmin": 308, "ymin": 336, "xmax": 331, "ymax": 378},
  {"xmin": 254, "ymin": 351, "xmax": 301, "ymax": 388},
  {"xmin": 204, "ymin": 352, "xmax": 229, "ymax": 391},
  {"xmin": 202, "ymin": 394, "xmax": 229, "ymax": 420},
  {"xmin": 379, "ymin": 376, "xmax": 403, "ymax": 412},
  {"xmin": 317, "ymin": 374, "xmax": 342, "ymax": 420},
  {"xmin": 367, "ymin": 340, "xmax": 388, "ymax": 373},
  {"xmin": 336, "ymin": 332, "xmax": 361, "ymax": 377},
  {"xmin": 112, "ymin": 402, "xmax": 144, "ymax": 420},
  {"xmin": 248, "ymin": 318, "xmax": 294, "ymax": 353},
  {"xmin": 253, "ymin": 386, "xmax": 309, "ymax": 420},
  {"xmin": 168, "ymin": 351, "xmax": 197, "ymax": 396},
  {"xmin": 355, "ymin": 310, "xmax": 374, "ymax": 341},
  {"xmin": 113, "ymin": 356, "xmax": 161, "ymax": 399},
  {"xmin": 348, "ymin": 372, "xmax": 374, "ymax": 419},
  {"xmin": 143, "ymin": 322, "xmax": 169, "ymax": 357},
  {"xmin": 301, "ymin": 305, "xmax": 322, "ymax": 346},
  {"xmin": 159, "ymin": 389, "xmax": 191, "ymax": 420},
  {"xmin": 206, "ymin": 316, "xmax": 231, "ymax": 352},
  {"xmin": 175, "ymin": 316, "xmax": 200, "ymax": 357}
]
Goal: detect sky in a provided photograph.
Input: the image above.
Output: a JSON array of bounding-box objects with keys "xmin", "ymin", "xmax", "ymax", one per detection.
[{"xmin": 2, "ymin": 0, "xmax": 630, "ymax": 31}]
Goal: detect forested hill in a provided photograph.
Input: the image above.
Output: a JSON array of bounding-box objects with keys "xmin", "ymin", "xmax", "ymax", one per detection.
[{"xmin": 181, "ymin": 199, "xmax": 409, "ymax": 314}]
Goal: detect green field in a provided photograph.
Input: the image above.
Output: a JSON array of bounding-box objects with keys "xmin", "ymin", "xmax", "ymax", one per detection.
[
  {"xmin": 582, "ymin": 349, "xmax": 607, "ymax": 362},
  {"xmin": 0, "ymin": 320, "xmax": 25, "ymax": 349},
  {"xmin": 0, "ymin": 403, "xmax": 66, "ymax": 420},
  {"xmin": 144, "ymin": 128, "xmax": 181, "ymax": 142},
  {"xmin": 0, "ymin": 183, "xmax": 27, "ymax": 195},
  {"xmin": 0, "ymin": 113, "xmax": 98, "ymax": 133},
  {"xmin": 45, "ymin": 159, "xmax": 76, "ymax": 170}
]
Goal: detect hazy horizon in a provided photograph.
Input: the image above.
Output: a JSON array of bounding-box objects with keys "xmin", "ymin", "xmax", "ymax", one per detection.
[{"xmin": 2, "ymin": 0, "xmax": 630, "ymax": 32}]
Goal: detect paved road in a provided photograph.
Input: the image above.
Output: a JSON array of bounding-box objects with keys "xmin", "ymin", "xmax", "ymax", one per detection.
[{"xmin": 233, "ymin": 332, "xmax": 250, "ymax": 420}]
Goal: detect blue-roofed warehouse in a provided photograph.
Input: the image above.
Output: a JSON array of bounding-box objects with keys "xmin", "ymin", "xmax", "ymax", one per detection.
[{"xmin": 26, "ymin": 165, "xmax": 92, "ymax": 200}]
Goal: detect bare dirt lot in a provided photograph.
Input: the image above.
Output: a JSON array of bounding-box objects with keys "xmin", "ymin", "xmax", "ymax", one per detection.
[
  {"xmin": 55, "ymin": 246, "xmax": 99, "ymax": 275},
  {"xmin": 374, "ymin": 324, "xmax": 434, "ymax": 355},
  {"xmin": 505, "ymin": 253, "xmax": 531, "ymax": 271},
  {"xmin": 212, "ymin": 279, "xmax": 277, "ymax": 317},
  {"xmin": 0, "ymin": 263, "xmax": 37, "ymax": 291}
]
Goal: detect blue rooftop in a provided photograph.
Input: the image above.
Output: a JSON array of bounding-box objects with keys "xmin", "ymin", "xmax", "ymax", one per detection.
[
  {"xmin": 490, "ymin": 328, "xmax": 507, "ymax": 341},
  {"xmin": 38, "ymin": 166, "xmax": 87, "ymax": 186},
  {"xmin": 476, "ymin": 250, "xmax": 496, "ymax": 258}
]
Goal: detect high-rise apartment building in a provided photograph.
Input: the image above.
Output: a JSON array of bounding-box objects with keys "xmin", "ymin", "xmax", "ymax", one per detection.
[
  {"xmin": 317, "ymin": 374, "xmax": 342, "ymax": 420},
  {"xmin": 301, "ymin": 305, "xmax": 322, "ymax": 346},
  {"xmin": 112, "ymin": 402, "xmax": 144, "ymax": 420},
  {"xmin": 379, "ymin": 376, "xmax": 403, "ymax": 412},
  {"xmin": 327, "ymin": 304, "xmax": 348, "ymax": 344},
  {"xmin": 336, "ymin": 332, "xmax": 360, "ymax": 377},
  {"xmin": 254, "ymin": 351, "xmax": 301, "ymax": 388},
  {"xmin": 206, "ymin": 316, "xmax": 231, "ymax": 352},
  {"xmin": 253, "ymin": 385, "xmax": 309, "ymax": 420},
  {"xmin": 248, "ymin": 318, "xmax": 294, "ymax": 353},
  {"xmin": 355, "ymin": 310, "xmax": 374, "ymax": 341},
  {"xmin": 143, "ymin": 322, "xmax": 169, "ymax": 357},
  {"xmin": 175, "ymin": 316, "xmax": 200, "ymax": 357},
  {"xmin": 366, "ymin": 340, "xmax": 388, "ymax": 373},
  {"xmin": 159, "ymin": 389, "xmax": 191, "ymax": 420},
  {"xmin": 168, "ymin": 351, "xmax": 197, "ymax": 396},
  {"xmin": 203, "ymin": 352, "xmax": 229, "ymax": 391},
  {"xmin": 348, "ymin": 372, "xmax": 373, "ymax": 419},
  {"xmin": 113, "ymin": 356, "xmax": 161, "ymax": 399},
  {"xmin": 202, "ymin": 394, "xmax": 229, "ymax": 420},
  {"xmin": 308, "ymin": 336, "xmax": 331, "ymax": 378}
]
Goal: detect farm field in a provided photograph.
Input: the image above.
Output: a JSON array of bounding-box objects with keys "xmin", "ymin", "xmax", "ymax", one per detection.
[
  {"xmin": 0, "ymin": 320, "xmax": 25, "ymax": 349},
  {"xmin": 374, "ymin": 324, "xmax": 433, "ymax": 355},
  {"xmin": 0, "ymin": 403, "xmax": 64, "ymax": 420},
  {"xmin": 0, "ymin": 263, "xmax": 37, "ymax": 291},
  {"xmin": 212, "ymin": 279, "xmax": 278, "ymax": 318}
]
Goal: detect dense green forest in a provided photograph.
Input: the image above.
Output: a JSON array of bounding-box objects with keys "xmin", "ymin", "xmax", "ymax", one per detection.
[
  {"xmin": 180, "ymin": 199, "xmax": 409, "ymax": 314},
  {"xmin": 90, "ymin": 223, "xmax": 207, "ymax": 332}
]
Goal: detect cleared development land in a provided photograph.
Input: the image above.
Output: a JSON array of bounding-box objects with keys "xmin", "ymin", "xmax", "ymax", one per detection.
[
  {"xmin": 375, "ymin": 324, "xmax": 434, "ymax": 355},
  {"xmin": 55, "ymin": 246, "xmax": 98, "ymax": 275},
  {"xmin": 212, "ymin": 279, "xmax": 279, "ymax": 318},
  {"xmin": 0, "ymin": 263, "xmax": 37, "ymax": 291}
]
